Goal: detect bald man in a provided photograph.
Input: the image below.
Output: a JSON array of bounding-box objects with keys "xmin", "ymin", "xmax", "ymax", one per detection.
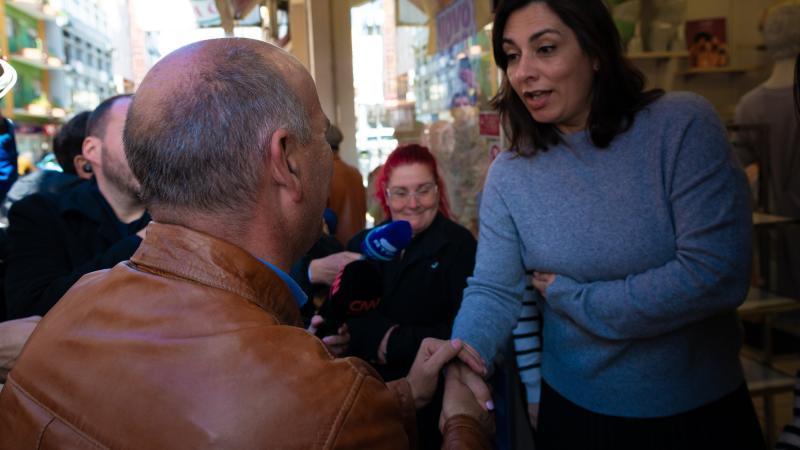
[{"xmin": 0, "ymin": 39, "xmax": 491, "ymax": 449}]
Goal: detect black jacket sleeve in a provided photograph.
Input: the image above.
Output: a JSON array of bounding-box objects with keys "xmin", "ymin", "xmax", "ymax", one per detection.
[
  {"xmin": 4, "ymin": 196, "xmax": 142, "ymax": 319},
  {"xmin": 384, "ymin": 236, "xmax": 477, "ymax": 367}
]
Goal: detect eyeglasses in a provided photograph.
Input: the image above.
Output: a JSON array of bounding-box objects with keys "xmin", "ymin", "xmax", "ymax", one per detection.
[{"xmin": 386, "ymin": 182, "xmax": 438, "ymax": 206}]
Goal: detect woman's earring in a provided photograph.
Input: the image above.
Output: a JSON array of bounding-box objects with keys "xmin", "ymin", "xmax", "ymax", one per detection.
[{"xmin": 83, "ymin": 163, "xmax": 93, "ymax": 173}]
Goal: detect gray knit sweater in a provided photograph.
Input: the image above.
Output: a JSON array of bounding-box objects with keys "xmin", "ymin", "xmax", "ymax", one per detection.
[{"xmin": 453, "ymin": 92, "xmax": 752, "ymax": 417}]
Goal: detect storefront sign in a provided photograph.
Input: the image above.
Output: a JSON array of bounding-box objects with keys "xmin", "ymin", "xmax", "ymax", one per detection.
[
  {"xmin": 436, "ymin": 0, "xmax": 475, "ymax": 53},
  {"xmin": 190, "ymin": 0, "xmax": 261, "ymax": 28},
  {"xmin": 191, "ymin": 0, "xmax": 221, "ymax": 27},
  {"xmin": 479, "ymin": 111, "xmax": 500, "ymax": 137}
]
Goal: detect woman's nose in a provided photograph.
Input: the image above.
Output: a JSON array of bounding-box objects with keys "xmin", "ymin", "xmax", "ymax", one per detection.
[{"xmin": 512, "ymin": 52, "xmax": 538, "ymax": 84}]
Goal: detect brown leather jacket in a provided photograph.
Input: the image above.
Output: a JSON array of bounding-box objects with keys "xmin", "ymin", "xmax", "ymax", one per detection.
[{"xmin": 0, "ymin": 223, "xmax": 435, "ymax": 449}]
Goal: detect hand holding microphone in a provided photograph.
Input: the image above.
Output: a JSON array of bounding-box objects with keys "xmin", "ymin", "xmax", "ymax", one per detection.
[
  {"xmin": 314, "ymin": 220, "xmax": 412, "ymax": 338},
  {"xmin": 308, "ymin": 251, "xmax": 361, "ymax": 285}
]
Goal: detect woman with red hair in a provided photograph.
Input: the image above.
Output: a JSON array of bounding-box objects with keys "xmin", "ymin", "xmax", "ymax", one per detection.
[{"xmin": 347, "ymin": 144, "xmax": 477, "ymax": 450}]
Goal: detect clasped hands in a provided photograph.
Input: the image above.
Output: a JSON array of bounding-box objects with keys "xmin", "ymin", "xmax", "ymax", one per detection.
[
  {"xmin": 406, "ymin": 338, "xmax": 494, "ymax": 435},
  {"xmin": 307, "ymin": 318, "xmax": 494, "ymax": 436}
]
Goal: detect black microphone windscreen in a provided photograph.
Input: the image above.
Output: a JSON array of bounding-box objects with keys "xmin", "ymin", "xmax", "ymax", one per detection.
[{"xmin": 315, "ymin": 259, "xmax": 383, "ymax": 338}]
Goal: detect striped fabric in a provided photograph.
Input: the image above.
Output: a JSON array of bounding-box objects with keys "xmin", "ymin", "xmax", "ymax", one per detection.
[
  {"xmin": 513, "ymin": 272, "xmax": 542, "ymax": 403},
  {"xmin": 775, "ymin": 371, "xmax": 800, "ymax": 450}
]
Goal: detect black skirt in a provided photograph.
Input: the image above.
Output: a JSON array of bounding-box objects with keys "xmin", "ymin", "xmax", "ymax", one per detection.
[{"xmin": 536, "ymin": 380, "xmax": 765, "ymax": 450}]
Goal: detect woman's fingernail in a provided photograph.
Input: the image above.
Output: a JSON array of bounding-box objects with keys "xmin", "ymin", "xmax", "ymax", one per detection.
[
  {"xmin": 486, "ymin": 400, "xmax": 495, "ymax": 411},
  {"xmin": 451, "ymin": 339, "xmax": 461, "ymax": 349}
]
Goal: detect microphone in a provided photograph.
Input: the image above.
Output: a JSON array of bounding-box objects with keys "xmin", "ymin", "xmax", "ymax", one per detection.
[
  {"xmin": 360, "ymin": 220, "xmax": 412, "ymax": 261},
  {"xmin": 315, "ymin": 220, "xmax": 413, "ymax": 338},
  {"xmin": 315, "ymin": 259, "xmax": 382, "ymax": 338}
]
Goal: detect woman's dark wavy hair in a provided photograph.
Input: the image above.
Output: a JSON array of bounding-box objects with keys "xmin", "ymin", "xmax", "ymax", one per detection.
[{"xmin": 490, "ymin": 0, "xmax": 664, "ymax": 156}]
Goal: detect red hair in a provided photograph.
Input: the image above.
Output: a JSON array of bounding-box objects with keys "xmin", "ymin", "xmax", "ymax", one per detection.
[{"xmin": 375, "ymin": 144, "xmax": 451, "ymax": 220}]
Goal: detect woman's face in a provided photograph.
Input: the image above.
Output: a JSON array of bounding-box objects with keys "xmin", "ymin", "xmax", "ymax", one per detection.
[
  {"xmin": 501, "ymin": 2, "xmax": 595, "ymax": 133},
  {"xmin": 386, "ymin": 163, "xmax": 440, "ymax": 236}
]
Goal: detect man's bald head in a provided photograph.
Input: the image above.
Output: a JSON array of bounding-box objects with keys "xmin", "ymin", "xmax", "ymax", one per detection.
[{"xmin": 124, "ymin": 38, "xmax": 312, "ymax": 220}]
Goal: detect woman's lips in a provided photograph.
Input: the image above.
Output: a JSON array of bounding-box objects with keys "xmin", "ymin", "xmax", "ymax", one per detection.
[{"xmin": 523, "ymin": 90, "xmax": 551, "ymax": 110}]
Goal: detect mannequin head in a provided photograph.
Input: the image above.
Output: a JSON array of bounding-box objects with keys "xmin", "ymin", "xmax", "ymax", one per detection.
[{"xmin": 761, "ymin": 1, "xmax": 800, "ymax": 61}]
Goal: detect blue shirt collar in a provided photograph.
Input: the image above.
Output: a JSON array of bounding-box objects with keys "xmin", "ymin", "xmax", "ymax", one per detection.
[{"xmin": 258, "ymin": 258, "xmax": 308, "ymax": 308}]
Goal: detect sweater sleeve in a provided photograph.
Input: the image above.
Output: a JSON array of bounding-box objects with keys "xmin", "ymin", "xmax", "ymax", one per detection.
[
  {"xmin": 451, "ymin": 169, "xmax": 526, "ymax": 366},
  {"xmin": 4, "ymin": 196, "xmax": 142, "ymax": 319},
  {"xmin": 545, "ymin": 103, "xmax": 752, "ymax": 341}
]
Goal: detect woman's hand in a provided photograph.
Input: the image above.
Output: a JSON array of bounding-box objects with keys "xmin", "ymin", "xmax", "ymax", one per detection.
[
  {"xmin": 527, "ymin": 402, "xmax": 540, "ymax": 429},
  {"xmin": 440, "ymin": 361, "xmax": 495, "ymax": 433},
  {"xmin": 532, "ymin": 272, "xmax": 556, "ymax": 298},
  {"xmin": 0, "ymin": 316, "xmax": 41, "ymax": 382},
  {"xmin": 376, "ymin": 325, "xmax": 399, "ymax": 364}
]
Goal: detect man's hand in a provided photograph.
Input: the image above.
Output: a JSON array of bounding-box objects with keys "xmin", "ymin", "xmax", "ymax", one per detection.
[
  {"xmin": 308, "ymin": 252, "xmax": 361, "ymax": 285},
  {"xmin": 307, "ymin": 315, "xmax": 350, "ymax": 357},
  {"xmin": 439, "ymin": 361, "xmax": 494, "ymax": 433},
  {"xmin": 0, "ymin": 316, "xmax": 41, "ymax": 382},
  {"xmin": 406, "ymin": 338, "xmax": 463, "ymax": 409}
]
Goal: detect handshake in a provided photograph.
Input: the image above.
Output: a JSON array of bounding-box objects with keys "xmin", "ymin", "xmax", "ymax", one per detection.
[
  {"xmin": 404, "ymin": 338, "xmax": 495, "ymax": 443},
  {"xmin": 308, "ymin": 314, "xmax": 495, "ymax": 441},
  {"xmin": 308, "ymin": 316, "xmax": 494, "ymax": 443}
]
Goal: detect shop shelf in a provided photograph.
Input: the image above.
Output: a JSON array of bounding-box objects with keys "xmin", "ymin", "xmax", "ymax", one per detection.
[{"xmin": 627, "ymin": 51, "xmax": 688, "ymax": 60}]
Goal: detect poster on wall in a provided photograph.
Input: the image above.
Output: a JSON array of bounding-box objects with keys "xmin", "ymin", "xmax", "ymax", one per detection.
[
  {"xmin": 479, "ymin": 111, "xmax": 500, "ymax": 138},
  {"xmin": 685, "ymin": 18, "xmax": 729, "ymax": 68},
  {"xmin": 436, "ymin": 0, "xmax": 476, "ymax": 53}
]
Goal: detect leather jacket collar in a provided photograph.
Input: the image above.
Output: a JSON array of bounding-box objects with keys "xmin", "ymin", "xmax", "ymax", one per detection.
[{"xmin": 130, "ymin": 222, "xmax": 302, "ymax": 326}]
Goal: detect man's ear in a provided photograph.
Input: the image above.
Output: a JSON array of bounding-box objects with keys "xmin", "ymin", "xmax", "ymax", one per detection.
[
  {"xmin": 268, "ymin": 128, "xmax": 302, "ymax": 202},
  {"xmin": 73, "ymin": 154, "xmax": 93, "ymax": 180},
  {"xmin": 82, "ymin": 136, "xmax": 101, "ymax": 166}
]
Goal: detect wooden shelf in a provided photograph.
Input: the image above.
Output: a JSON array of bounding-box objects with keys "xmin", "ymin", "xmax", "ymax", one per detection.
[
  {"xmin": 679, "ymin": 65, "xmax": 762, "ymax": 76},
  {"xmin": 627, "ymin": 51, "xmax": 688, "ymax": 60}
]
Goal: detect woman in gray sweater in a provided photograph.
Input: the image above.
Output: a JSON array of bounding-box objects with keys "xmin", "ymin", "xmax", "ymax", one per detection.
[{"xmin": 451, "ymin": 0, "xmax": 765, "ymax": 448}]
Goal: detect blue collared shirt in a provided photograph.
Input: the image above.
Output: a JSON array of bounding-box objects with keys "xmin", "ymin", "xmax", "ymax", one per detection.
[{"xmin": 258, "ymin": 258, "xmax": 308, "ymax": 308}]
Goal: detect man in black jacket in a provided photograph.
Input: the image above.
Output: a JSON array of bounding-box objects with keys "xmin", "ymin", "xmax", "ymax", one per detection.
[{"xmin": 4, "ymin": 95, "xmax": 149, "ymax": 319}]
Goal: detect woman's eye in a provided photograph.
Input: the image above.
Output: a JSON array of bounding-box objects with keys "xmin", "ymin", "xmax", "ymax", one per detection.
[
  {"xmin": 538, "ymin": 45, "xmax": 556, "ymax": 54},
  {"xmin": 505, "ymin": 52, "xmax": 519, "ymax": 62}
]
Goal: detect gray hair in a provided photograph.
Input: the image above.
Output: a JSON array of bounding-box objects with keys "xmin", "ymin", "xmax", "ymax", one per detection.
[{"xmin": 124, "ymin": 40, "xmax": 311, "ymax": 217}]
